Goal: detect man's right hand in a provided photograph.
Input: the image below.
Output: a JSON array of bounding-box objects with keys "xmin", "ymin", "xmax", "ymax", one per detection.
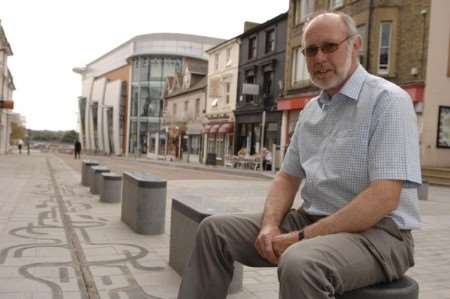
[{"xmin": 255, "ymin": 225, "xmax": 282, "ymax": 265}]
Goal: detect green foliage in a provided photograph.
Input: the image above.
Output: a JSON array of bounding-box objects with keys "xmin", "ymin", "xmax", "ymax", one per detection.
[
  {"xmin": 61, "ymin": 130, "xmax": 79, "ymax": 143},
  {"xmin": 29, "ymin": 130, "xmax": 79, "ymax": 143},
  {"xmin": 10, "ymin": 123, "xmax": 26, "ymax": 141}
]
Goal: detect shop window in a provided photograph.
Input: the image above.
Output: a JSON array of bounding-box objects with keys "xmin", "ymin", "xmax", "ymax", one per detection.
[
  {"xmin": 248, "ymin": 37, "xmax": 257, "ymax": 59},
  {"xmin": 378, "ymin": 21, "xmax": 392, "ymax": 75},
  {"xmin": 265, "ymin": 29, "xmax": 276, "ymax": 53}
]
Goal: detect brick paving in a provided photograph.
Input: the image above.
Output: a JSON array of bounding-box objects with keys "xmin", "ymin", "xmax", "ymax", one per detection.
[{"xmin": 0, "ymin": 152, "xmax": 449, "ymax": 298}]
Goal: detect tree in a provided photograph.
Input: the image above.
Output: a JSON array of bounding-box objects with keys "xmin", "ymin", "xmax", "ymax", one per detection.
[
  {"xmin": 61, "ymin": 130, "xmax": 79, "ymax": 144},
  {"xmin": 10, "ymin": 123, "xmax": 26, "ymax": 142}
]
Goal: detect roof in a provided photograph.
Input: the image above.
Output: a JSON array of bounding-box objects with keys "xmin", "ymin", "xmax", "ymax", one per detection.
[
  {"xmin": 165, "ymin": 76, "xmax": 207, "ymax": 99},
  {"xmin": 86, "ymin": 33, "xmax": 225, "ymax": 67},
  {"xmin": 239, "ymin": 12, "xmax": 288, "ymax": 38},
  {"xmin": 0, "ymin": 21, "xmax": 13, "ymax": 56}
]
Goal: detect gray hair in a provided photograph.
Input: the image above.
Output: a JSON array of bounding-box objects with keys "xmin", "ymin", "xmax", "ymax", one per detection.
[{"xmin": 302, "ymin": 11, "xmax": 359, "ymax": 44}]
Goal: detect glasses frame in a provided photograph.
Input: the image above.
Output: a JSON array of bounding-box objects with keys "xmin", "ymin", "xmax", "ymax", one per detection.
[{"xmin": 301, "ymin": 35, "xmax": 354, "ymax": 57}]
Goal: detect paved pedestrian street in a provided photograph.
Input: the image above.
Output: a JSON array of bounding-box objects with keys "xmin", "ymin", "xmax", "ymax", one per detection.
[{"xmin": 0, "ymin": 153, "xmax": 450, "ymax": 298}]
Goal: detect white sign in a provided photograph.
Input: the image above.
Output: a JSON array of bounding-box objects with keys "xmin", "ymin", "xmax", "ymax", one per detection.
[{"xmin": 242, "ymin": 83, "xmax": 259, "ymax": 95}]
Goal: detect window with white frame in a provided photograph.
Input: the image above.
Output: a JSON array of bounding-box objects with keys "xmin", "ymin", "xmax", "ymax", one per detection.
[
  {"xmin": 378, "ymin": 21, "xmax": 392, "ymax": 74},
  {"xmin": 357, "ymin": 24, "xmax": 367, "ymax": 67},
  {"xmin": 248, "ymin": 37, "xmax": 257, "ymax": 59},
  {"xmin": 226, "ymin": 47, "xmax": 231, "ymax": 63},
  {"xmin": 447, "ymin": 36, "xmax": 450, "ymax": 77},
  {"xmin": 214, "ymin": 53, "xmax": 219, "ymax": 71},
  {"xmin": 329, "ymin": 0, "xmax": 344, "ymax": 10},
  {"xmin": 294, "ymin": 0, "xmax": 314, "ymax": 25},
  {"xmin": 195, "ymin": 98, "xmax": 200, "ymax": 116},
  {"xmin": 291, "ymin": 47, "xmax": 310, "ymax": 85},
  {"xmin": 225, "ymin": 82, "xmax": 231, "ymax": 104}
]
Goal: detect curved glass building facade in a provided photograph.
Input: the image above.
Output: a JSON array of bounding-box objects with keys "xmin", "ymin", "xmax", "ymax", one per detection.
[
  {"xmin": 74, "ymin": 33, "xmax": 224, "ymax": 156},
  {"xmin": 129, "ymin": 56, "xmax": 182, "ymax": 153}
]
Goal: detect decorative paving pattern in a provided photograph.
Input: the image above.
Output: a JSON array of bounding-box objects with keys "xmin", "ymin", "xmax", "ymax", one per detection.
[{"xmin": 0, "ymin": 156, "xmax": 174, "ymax": 299}]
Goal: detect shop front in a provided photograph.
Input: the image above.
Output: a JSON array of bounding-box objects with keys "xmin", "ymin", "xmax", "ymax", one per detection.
[{"xmin": 203, "ymin": 122, "xmax": 234, "ymax": 165}]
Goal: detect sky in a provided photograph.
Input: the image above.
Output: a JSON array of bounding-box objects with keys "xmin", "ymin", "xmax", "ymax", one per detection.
[{"xmin": 1, "ymin": 0, "xmax": 288, "ymax": 131}]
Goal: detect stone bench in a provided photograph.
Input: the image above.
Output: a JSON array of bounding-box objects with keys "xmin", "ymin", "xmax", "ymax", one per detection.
[
  {"xmin": 100, "ymin": 172, "xmax": 122, "ymax": 203},
  {"xmin": 418, "ymin": 180, "xmax": 428, "ymax": 201},
  {"xmin": 121, "ymin": 171, "xmax": 167, "ymax": 235},
  {"xmin": 337, "ymin": 275, "xmax": 418, "ymax": 299},
  {"xmin": 169, "ymin": 196, "xmax": 243, "ymax": 294},
  {"xmin": 81, "ymin": 160, "xmax": 99, "ymax": 186},
  {"xmin": 90, "ymin": 166, "xmax": 110, "ymax": 195}
]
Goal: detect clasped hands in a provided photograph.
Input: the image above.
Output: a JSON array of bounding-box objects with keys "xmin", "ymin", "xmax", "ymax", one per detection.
[{"xmin": 254, "ymin": 225, "xmax": 300, "ymax": 265}]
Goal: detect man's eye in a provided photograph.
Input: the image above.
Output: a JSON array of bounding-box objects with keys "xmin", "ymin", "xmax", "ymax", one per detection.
[{"xmin": 322, "ymin": 43, "xmax": 337, "ymax": 52}]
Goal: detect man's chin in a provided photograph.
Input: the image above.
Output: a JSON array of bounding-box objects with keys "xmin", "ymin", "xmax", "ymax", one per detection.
[{"xmin": 311, "ymin": 78, "xmax": 340, "ymax": 90}]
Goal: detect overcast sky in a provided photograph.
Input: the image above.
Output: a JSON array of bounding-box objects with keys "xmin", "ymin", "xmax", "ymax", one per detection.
[{"xmin": 1, "ymin": 0, "xmax": 288, "ymax": 131}]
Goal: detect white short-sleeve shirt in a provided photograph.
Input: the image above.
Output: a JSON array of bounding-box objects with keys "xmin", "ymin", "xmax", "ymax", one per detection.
[{"xmin": 282, "ymin": 65, "xmax": 421, "ymax": 230}]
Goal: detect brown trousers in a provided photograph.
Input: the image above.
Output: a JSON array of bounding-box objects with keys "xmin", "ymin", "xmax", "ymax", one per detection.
[{"xmin": 177, "ymin": 209, "xmax": 414, "ymax": 299}]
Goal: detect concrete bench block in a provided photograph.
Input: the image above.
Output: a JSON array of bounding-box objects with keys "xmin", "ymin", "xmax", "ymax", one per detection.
[
  {"xmin": 90, "ymin": 166, "xmax": 110, "ymax": 195},
  {"xmin": 170, "ymin": 196, "xmax": 243, "ymax": 294},
  {"xmin": 81, "ymin": 160, "xmax": 99, "ymax": 186},
  {"xmin": 418, "ymin": 181, "xmax": 428, "ymax": 201},
  {"xmin": 121, "ymin": 171, "xmax": 167, "ymax": 235},
  {"xmin": 100, "ymin": 172, "xmax": 122, "ymax": 203},
  {"xmin": 337, "ymin": 275, "xmax": 418, "ymax": 299}
]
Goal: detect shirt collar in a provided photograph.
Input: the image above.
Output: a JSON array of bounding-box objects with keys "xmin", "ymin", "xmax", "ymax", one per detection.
[{"xmin": 317, "ymin": 65, "xmax": 368, "ymax": 108}]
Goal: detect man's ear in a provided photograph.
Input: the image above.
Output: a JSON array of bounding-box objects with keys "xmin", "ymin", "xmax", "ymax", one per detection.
[{"xmin": 353, "ymin": 35, "xmax": 362, "ymax": 52}]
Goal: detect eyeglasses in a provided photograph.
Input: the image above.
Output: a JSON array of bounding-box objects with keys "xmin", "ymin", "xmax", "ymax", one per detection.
[{"xmin": 301, "ymin": 35, "xmax": 354, "ymax": 57}]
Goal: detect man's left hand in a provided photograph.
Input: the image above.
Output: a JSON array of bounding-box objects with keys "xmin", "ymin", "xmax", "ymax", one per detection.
[{"xmin": 272, "ymin": 231, "xmax": 301, "ymax": 259}]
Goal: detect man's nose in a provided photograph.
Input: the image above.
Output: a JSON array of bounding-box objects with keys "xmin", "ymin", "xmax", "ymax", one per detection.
[{"xmin": 313, "ymin": 48, "xmax": 328, "ymax": 61}]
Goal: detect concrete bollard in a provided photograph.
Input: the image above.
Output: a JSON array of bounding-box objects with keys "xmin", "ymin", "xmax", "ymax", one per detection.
[
  {"xmin": 90, "ymin": 166, "xmax": 110, "ymax": 195},
  {"xmin": 418, "ymin": 180, "xmax": 429, "ymax": 201},
  {"xmin": 100, "ymin": 172, "xmax": 122, "ymax": 203},
  {"xmin": 81, "ymin": 160, "xmax": 99, "ymax": 186},
  {"xmin": 121, "ymin": 171, "xmax": 167, "ymax": 235}
]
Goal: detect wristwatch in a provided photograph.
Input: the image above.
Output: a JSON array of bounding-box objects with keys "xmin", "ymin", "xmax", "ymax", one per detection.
[{"xmin": 298, "ymin": 229, "xmax": 305, "ymax": 241}]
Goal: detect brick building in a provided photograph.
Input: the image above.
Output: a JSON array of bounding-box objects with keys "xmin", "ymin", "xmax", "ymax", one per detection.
[{"xmin": 278, "ymin": 0, "xmax": 430, "ymax": 151}]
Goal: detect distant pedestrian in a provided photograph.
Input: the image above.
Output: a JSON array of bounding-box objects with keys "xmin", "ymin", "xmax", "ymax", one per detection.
[
  {"xmin": 18, "ymin": 140, "xmax": 23, "ymax": 154},
  {"xmin": 74, "ymin": 140, "xmax": 81, "ymax": 159},
  {"xmin": 26, "ymin": 142, "xmax": 30, "ymax": 155}
]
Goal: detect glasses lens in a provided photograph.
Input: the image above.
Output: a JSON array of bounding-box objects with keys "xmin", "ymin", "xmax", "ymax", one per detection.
[
  {"xmin": 321, "ymin": 43, "xmax": 339, "ymax": 54},
  {"xmin": 304, "ymin": 46, "xmax": 318, "ymax": 57}
]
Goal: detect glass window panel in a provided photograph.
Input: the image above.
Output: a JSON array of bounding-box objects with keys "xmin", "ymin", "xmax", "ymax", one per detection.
[
  {"xmin": 131, "ymin": 85, "xmax": 139, "ymax": 117},
  {"xmin": 139, "ymin": 58, "xmax": 150, "ymax": 82},
  {"xmin": 163, "ymin": 57, "xmax": 182, "ymax": 78},
  {"xmin": 150, "ymin": 57, "xmax": 163, "ymax": 80},
  {"xmin": 381, "ymin": 23, "xmax": 391, "ymax": 47},
  {"xmin": 139, "ymin": 85, "xmax": 150, "ymax": 117},
  {"xmin": 132, "ymin": 59, "xmax": 139, "ymax": 83}
]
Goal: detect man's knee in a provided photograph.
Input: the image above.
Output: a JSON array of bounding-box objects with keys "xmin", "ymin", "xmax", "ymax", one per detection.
[
  {"xmin": 278, "ymin": 245, "xmax": 333, "ymax": 288},
  {"xmin": 197, "ymin": 215, "xmax": 230, "ymax": 240}
]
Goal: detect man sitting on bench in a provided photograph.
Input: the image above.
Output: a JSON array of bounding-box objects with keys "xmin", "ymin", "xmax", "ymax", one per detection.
[{"xmin": 177, "ymin": 11, "xmax": 421, "ymax": 299}]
